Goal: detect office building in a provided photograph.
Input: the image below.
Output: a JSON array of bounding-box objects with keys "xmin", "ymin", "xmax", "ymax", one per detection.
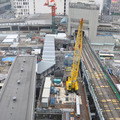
[
  {"xmin": 11, "ymin": 0, "xmax": 35, "ymax": 17},
  {"xmin": 68, "ymin": 2, "xmax": 99, "ymax": 43},
  {"xmin": 110, "ymin": 0, "xmax": 120, "ymax": 15},
  {"xmin": 11, "ymin": 0, "xmax": 91, "ymax": 18},
  {"xmin": 103, "ymin": 0, "xmax": 111, "ymax": 15}
]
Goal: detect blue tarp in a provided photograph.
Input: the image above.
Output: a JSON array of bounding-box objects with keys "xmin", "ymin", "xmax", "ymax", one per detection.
[
  {"xmin": 60, "ymin": 17, "xmax": 68, "ymax": 24},
  {"xmin": 2, "ymin": 57, "xmax": 15, "ymax": 62},
  {"xmin": 64, "ymin": 54, "xmax": 73, "ymax": 67}
]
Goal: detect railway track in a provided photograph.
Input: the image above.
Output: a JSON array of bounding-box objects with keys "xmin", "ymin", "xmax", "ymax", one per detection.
[{"xmin": 82, "ymin": 40, "xmax": 120, "ymax": 120}]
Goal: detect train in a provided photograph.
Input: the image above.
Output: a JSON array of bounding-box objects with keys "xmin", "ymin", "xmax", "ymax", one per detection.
[
  {"xmin": 76, "ymin": 95, "xmax": 80, "ymax": 117},
  {"xmin": 99, "ymin": 53, "xmax": 114, "ymax": 59},
  {"xmin": 107, "ymin": 68, "xmax": 113, "ymax": 75}
]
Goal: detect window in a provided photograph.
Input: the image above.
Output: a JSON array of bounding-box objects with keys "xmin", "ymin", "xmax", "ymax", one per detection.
[{"xmin": 17, "ymin": 6, "xmax": 21, "ymax": 8}]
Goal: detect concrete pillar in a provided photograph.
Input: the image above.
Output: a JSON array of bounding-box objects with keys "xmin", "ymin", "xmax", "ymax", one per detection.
[
  {"xmin": 28, "ymin": 26, "xmax": 30, "ymax": 31},
  {"xmin": 18, "ymin": 26, "xmax": 20, "ymax": 31},
  {"xmin": 10, "ymin": 26, "xmax": 12, "ymax": 31},
  {"xmin": 38, "ymin": 26, "xmax": 39, "ymax": 31}
]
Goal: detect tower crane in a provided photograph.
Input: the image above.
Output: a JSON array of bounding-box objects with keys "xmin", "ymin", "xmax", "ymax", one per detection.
[
  {"xmin": 44, "ymin": 0, "xmax": 56, "ymax": 33},
  {"xmin": 66, "ymin": 18, "xmax": 83, "ymax": 94}
]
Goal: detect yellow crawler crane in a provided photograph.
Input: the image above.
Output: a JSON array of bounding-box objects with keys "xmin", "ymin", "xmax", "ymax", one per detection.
[{"xmin": 66, "ymin": 18, "xmax": 83, "ymax": 93}]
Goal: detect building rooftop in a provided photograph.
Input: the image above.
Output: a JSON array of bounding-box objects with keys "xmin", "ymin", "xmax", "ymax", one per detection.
[
  {"xmin": 0, "ymin": 14, "xmax": 51, "ymax": 25},
  {"xmin": 37, "ymin": 34, "xmax": 56, "ymax": 74},
  {"xmin": 0, "ymin": 55, "xmax": 37, "ymax": 120},
  {"xmin": 69, "ymin": 2, "xmax": 99, "ymax": 10}
]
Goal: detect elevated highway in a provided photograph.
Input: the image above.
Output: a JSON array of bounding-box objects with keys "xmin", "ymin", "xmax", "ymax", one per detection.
[{"xmin": 81, "ymin": 38, "xmax": 120, "ymax": 120}]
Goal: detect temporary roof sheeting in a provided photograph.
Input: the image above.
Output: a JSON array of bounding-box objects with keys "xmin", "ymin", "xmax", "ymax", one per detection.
[
  {"xmin": 6, "ymin": 34, "xmax": 18, "ymax": 39},
  {"xmin": 43, "ymin": 51, "xmax": 55, "ymax": 56},
  {"xmin": 5, "ymin": 34, "xmax": 19, "ymax": 42},
  {"xmin": 44, "ymin": 77, "xmax": 51, "ymax": 89},
  {"xmin": 37, "ymin": 34, "xmax": 56, "ymax": 74},
  {"xmin": 2, "ymin": 38, "xmax": 15, "ymax": 44},
  {"xmin": 43, "ymin": 47, "xmax": 54, "ymax": 51},
  {"xmin": 42, "ymin": 88, "xmax": 50, "ymax": 98},
  {"xmin": 37, "ymin": 61, "xmax": 55, "ymax": 74},
  {"xmin": 31, "ymin": 49, "xmax": 41, "ymax": 55},
  {"xmin": 10, "ymin": 43, "xmax": 19, "ymax": 47},
  {"xmin": 41, "ymin": 97, "xmax": 49, "ymax": 108}
]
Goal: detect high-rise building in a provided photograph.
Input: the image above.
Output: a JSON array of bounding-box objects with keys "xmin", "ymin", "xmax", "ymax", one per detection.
[
  {"xmin": 110, "ymin": 0, "xmax": 120, "ymax": 15},
  {"xmin": 35, "ymin": 0, "xmax": 88, "ymax": 15},
  {"xmin": 68, "ymin": 2, "xmax": 99, "ymax": 43},
  {"xmin": 103, "ymin": 0, "xmax": 111, "ymax": 15},
  {"xmin": 11, "ymin": 0, "xmax": 91, "ymax": 18},
  {"xmin": 11, "ymin": 0, "xmax": 35, "ymax": 18}
]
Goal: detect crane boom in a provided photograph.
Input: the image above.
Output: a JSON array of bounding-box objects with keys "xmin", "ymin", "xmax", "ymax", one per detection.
[{"xmin": 66, "ymin": 18, "xmax": 83, "ymax": 92}]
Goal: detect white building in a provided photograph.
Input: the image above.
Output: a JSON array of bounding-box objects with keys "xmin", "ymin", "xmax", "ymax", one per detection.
[
  {"xmin": 11, "ymin": 0, "xmax": 93, "ymax": 17},
  {"xmin": 35, "ymin": 0, "xmax": 91, "ymax": 15},
  {"xmin": 11, "ymin": 0, "xmax": 35, "ymax": 18},
  {"xmin": 2, "ymin": 34, "xmax": 19, "ymax": 44},
  {"xmin": 91, "ymin": 35, "xmax": 115, "ymax": 51},
  {"xmin": 68, "ymin": 2, "xmax": 99, "ymax": 43},
  {"xmin": 2, "ymin": 38, "xmax": 15, "ymax": 44},
  {"xmin": 68, "ymin": 1, "xmax": 114, "ymax": 51}
]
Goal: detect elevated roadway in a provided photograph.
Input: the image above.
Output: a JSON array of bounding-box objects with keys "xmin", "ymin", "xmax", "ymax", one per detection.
[
  {"xmin": 0, "ymin": 14, "xmax": 52, "ymax": 31},
  {"xmin": 0, "ymin": 55, "xmax": 37, "ymax": 120},
  {"xmin": 81, "ymin": 39, "xmax": 120, "ymax": 120}
]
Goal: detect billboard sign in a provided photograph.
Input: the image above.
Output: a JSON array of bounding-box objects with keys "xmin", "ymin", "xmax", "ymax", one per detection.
[{"xmin": 112, "ymin": 0, "xmax": 117, "ymax": 3}]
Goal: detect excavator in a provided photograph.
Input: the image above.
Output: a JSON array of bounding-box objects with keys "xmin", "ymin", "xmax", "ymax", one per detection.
[
  {"xmin": 27, "ymin": 34, "xmax": 44, "ymax": 42},
  {"xmin": 66, "ymin": 18, "xmax": 83, "ymax": 94}
]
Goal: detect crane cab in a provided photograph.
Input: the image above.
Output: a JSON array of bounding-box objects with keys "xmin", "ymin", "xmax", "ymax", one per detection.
[
  {"xmin": 66, "ymin": 77, "xmax": 79, "ymax": 93},
  {"xmin": 66, "ymin": 77, "xmax": 72, "ymax": 91}
]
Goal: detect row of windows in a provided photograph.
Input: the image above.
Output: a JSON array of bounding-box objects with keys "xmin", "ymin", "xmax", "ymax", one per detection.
[
  {"xmin": 17, "ymin": 6, "xmax": 21, "ymax": 8},
  {"xmin": 111, "ymin": 7, "xmax": 120, "ymax": 10},
  {"xmin": 14, "ymin": 5, "xmax": 29, "ymax": 8},
  {"xmin": 15, "ymin": 9, "xmax": 29, "ymax": 12},
  {"xmin": 71, "ymin": 18, "xmax": 89, "ymax": 24},
  {"xmin": 23, "ymin": 2, "xmax": 28, "ymax": 5},
  {"xmin": 14, "ymin": 8, "xmax": 29, "ymax": 13},
  {"xmin": 14, "ymin": 1, "xmax": 29, "ymax": 5},
  {"xmin": 111, "ymin": 5, "xmax": 119, "ymax": 7},
  {"xmin": 15, "ymin": 11, "xmax": 29, "ymax": 15},
  {"xmin": 13, "ymin": 0, "xmax": 29, "ymax": 1}
]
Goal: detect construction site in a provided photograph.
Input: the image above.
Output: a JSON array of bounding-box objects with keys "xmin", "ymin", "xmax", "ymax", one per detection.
[{"xmin": 0, "ymin": 0, "xmax": 120, "ymax": 120}]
